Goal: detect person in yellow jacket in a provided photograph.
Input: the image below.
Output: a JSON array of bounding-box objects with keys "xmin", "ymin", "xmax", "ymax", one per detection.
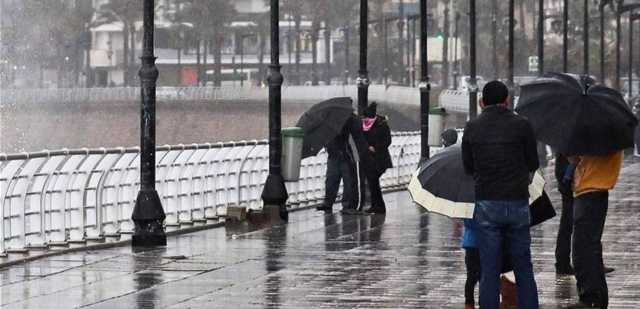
[{"xmin": 567, "ymin": 151, "xmax": 624, "ymax": 309}]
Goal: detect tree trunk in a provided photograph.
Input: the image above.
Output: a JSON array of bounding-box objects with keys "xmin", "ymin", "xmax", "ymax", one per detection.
[
  {"xmin": 203, "ymin": 39, "xmax": 208, "ymax": 85},
  {"xmin": 123, "ymin": 23, "xmax": 130, "ymax": 86},
  {"xmin": 324, "ymin": 21, "xmax": 331, "ymax": 85},
  {"xmin": 215, "ymin": 33, "xmax": 223, "ymax": 87},
  {"xmin": 311, "ymin": 21, "xmax": 319, "ymax": 86},
  {"xmin": 295, "ymin": 14, "xmax": 302, "ymax": 85},
  {"xmin": 196, "ymin": 38, "xmax": 201, "ymax": 85}
]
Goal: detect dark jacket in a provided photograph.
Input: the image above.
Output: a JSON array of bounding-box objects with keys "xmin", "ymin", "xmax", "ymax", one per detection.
[
  {"xmin": 326, "ymin": 115, "xmax": 373, "ymax": 166},
  {"xmin": 461, "ymin": 105, "xmax": 539, "ymax": 201},
  {"xmin": 363, "ymin": 116, "xmax": 393, "ymax": 175}
]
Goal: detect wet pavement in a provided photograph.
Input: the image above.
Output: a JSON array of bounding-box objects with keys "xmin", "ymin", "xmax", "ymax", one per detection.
[{"xmin": 0, "ymin": 159, "xmax": 639, "ymax": 308}]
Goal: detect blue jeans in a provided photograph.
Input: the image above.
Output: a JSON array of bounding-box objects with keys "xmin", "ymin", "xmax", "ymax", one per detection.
[{"xmin": 474, "ymin": 200, "xmax": 539, "ymax": 309}]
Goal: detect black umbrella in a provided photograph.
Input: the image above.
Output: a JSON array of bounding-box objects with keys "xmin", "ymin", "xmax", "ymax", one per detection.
[
  {"xmin": 516, "ymin": 72, "xmax": 638, "ymax": 156},
  {"xmin": 296, "ymin": 97, "xmax": 355, "ymax": 158},
  {"xmin": 408, "ymin": 146, "xmax": 548, "ymax": 221}
]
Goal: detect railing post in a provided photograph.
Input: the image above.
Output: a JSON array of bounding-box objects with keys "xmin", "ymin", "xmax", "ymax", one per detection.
[
  {"xmin": 132, "ymin": 0, "xmax": 166, "ymax": 247},
  {"xmin": 420, "ymin": 0, "xmax": 430, "ymax": 160}
]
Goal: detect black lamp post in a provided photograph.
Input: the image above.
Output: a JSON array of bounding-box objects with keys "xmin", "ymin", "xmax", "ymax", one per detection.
[
  {"xmin": 453, "ymin": 12, "xmax": 460, "ymax": 90},
  {"xmin": 132, "ymin": 0, "xmax": 166, "ymax": 247},
  {"xmin": 469, "ymin": 0, "xmax": 478, "ymax": 120},
  {"xmin": 420, "ymin": 0, "xmax": 430, "ymax": 160},
  {"xmin": 357, "ymin": 0, "xmax": 369, "ymax": 116},
  {"xmin": 538, "ymin": 0, "xmax": 545, "ymax": 76},
  {"xmin": 491, "ymin": 0, "xmax": 498, "ymax": 80},
  {"xmin": 261, "ymin": 0, "xmax": 288, "ymax": 220}
]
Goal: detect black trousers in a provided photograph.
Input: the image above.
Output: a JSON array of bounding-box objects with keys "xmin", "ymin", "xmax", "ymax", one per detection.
[
  {"xmin": 323, "ymin": 156, "xmax": 357, "ymax": 209},
  {"xmin": 465, "ymin": 248, "xmax": 481, "ymax": 305},
  {"xmin": 573, "ymin": 191, "xmax": 609, "ymax": 308},
  {"xmin": 555, "ymin": 193, "xmax": 574, "ymax": 270},
  {"xmin": 358, "ymin": 169, "xmax": 386, "ymax": 210}
]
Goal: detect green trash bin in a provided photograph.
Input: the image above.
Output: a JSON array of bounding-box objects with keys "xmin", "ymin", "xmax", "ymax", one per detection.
[{"xmin": 281, "ymin": 127, "xmax": 305, "ymax": 181}]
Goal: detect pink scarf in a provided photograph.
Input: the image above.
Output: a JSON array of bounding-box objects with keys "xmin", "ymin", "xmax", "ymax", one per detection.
[{"xmin": 362, "ymin": 117, "xmax": 377, "ymax": 132}]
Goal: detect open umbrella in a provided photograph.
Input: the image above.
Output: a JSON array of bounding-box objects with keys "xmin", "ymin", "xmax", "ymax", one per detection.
[
  {"xmin": 408, "ymin": 146, "xmax": 549, "ymax": 221},
  {"xmin": 296, "ymin": 97, "xmax": 355, "ymax": 158},
  {"xmin": 516, "ymin": 72, "xmax": 638, "ymax": 156}
]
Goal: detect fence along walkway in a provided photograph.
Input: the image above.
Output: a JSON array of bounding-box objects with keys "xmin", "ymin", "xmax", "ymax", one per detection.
[{"xmin": 0, "ymin": 132, "xmax": 425, "ymax": 256}]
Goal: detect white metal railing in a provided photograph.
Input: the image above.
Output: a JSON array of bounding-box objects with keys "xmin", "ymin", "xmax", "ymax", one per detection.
[{"xmin": 0, "ymin": 132, "xmax": 426, "ymax": 256}]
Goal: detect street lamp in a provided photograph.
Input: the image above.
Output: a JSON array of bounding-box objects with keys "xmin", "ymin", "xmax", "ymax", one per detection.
[
  {"xmin": 132, "ymin": 0, "xmax": 166, "ymax": 247},
  {"xmin": 357, "ymin": 0, "xmax": 369, "ymax": 116},
  {"xmin": 508, "ymin": 0, "xmax": 515, "ymax": 92},
  {"xmin": 419, "ymin": 0, "xmax": 431, "ymax": 160},
  {"xmin": 261, "ymin": 0, "xmax": 288, "ymax": 220},
  {"xmin": 469, "ymin": 0, "xmax": 478, "ymax": 119}
]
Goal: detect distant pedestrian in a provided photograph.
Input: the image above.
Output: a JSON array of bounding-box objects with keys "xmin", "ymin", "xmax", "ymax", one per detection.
[
  {"xmin": 360, "ymin": 102, "xmax": 392, "ymax": 214},
  {"xmin": 462, "ymin": 81, "xmax": 540, "ymax": 309},
  {"xmin": 318, "ymin": 114, "xmax": 368, "ymax": 215},
  {"xmin": 554, "ymin": 153, "xmax": 576, "ymax": 275},
  {"xmin": 567, "ymin": 151, "xmax": 623, "ymax": 309}
]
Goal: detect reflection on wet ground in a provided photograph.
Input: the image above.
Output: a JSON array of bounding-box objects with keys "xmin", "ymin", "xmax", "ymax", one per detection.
[{"xmin": 0, "ymin": 160, "xmax": 639, "ymax": 308}]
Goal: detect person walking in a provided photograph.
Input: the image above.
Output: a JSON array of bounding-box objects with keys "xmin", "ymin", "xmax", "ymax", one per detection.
[
  {"xmin": 317, "ymin": 114, "xmax": 368, "ymax": 215},
  {"xmin": 566, "ymin": 151, "xmax": 623, "ymax": 309},
  {"xmin": 461, "ymin": 81, "xmax": 540, "ymax": 309},
  {"xmin": 360, "ymin": 102, "xmax": 392, "ymax": 214},
  {"xmin": 555, "ymin": 153, "xmax": 576, "ymax": 275}
]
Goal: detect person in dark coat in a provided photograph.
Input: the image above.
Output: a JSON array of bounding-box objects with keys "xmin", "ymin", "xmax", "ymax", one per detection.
[
  {"xmin": 359, "ymin": 102, "xmax": 392, "ymax": 214},
  {"xmin": 318, "ymin": 114, "xmax": 371, "ymax": 215}
]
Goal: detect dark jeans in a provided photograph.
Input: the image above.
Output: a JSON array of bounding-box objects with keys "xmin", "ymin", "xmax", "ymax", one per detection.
[
  {"xmin": 358, "ymin": 168, "xmax": 386, "ymax": 210},
  {"xmin": 474, "ymin": 200, "xmax": 539, "ymax": 309},
  {"xmin": 465, "ymin": 248, "xmax": 481, "ymax": 305},
  {"xmin": 323, "ymin": 156, "xmax": 357, "ymax": 209},
  {"xmin": 555, "ymin": 194, "xmax": 574, "ymax": 270},
  {"xmin": 573, "ymin": 191, "xmax": 609, "ymax": 308}
]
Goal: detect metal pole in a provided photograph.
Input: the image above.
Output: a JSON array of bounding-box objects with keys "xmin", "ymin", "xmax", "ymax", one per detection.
[
  {"xmin": 261, "ymin": 0, "xmax": 288, "ymax": 220},
  {"xmin": 508, "ymin": 0, "xmax": 515, "ymax": 90},
  {"xmin": 240, "ymin": 37, "xmax": 244, "ymax": 87},
  {"xmin": 469, "ymin": 0, "xmax": 478, "ymax": 120},
  {"xmin": 132, "ymin": 0, "xmax": 166, "ymax": 247},
  {"xmin": 358, "ymin": 0, "xmax": 369, "ymax": 116},
  {"xmin": 312, "ymin": 23, "xmax": 319, "ymax": 86},
  {"xmin": 324, "ymin": 22, "xmax": 331, "ymax": 85},
  {"xmin": 616, "ymin": 7, "xmax": 621, "ymax": 90},
  {"xmin": 420, "ymin": 0, "xmax": 430, "ymax": 160},
  {"xmin": 399, "ymin": 0, "xmax": 405, "ymax": 85},
  {"xmin": 600, "ymin": 2, "xmax": 606, "ymax": 83},
  {"xmin": 629, "ymin": 14, "xmax": 634, "ymax": 97},
  {"xmin": 443, "ymin": 3, "xmax": 450, "ymax": 88},
  {"xmin": 538, "ymin": 0, "xmax": 544, "ymax": 76},
  {"xmin": 384, "ymin": 17, "xmax": 389, "ymax": 85},
  {"xmin": 584, "ymin": 0, "xmax": 590, "ymax": 75},
  {"xmin": 563, "ymin": 0, "xmax": 569, "ymax": 72},
  {"xmin": 453, "ymin": 12, "xmax": 460, "ymax": 90}
]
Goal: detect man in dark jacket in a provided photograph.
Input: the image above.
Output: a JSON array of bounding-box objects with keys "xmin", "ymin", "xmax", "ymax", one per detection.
[
  {"xmin": 318, "ymin": 114, "xmax": 371, "ymax": 215},
  {"xmin": 461, "ymin": 81, "xmax": 540, "ymax": 309}
]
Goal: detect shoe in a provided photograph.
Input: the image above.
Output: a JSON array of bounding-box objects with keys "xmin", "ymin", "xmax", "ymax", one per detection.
[
  {"xmin": 500, "ymin": 276, "xmax": 518, "ymax": 309},
  {"xmin": 316, "ymin": 206, "xmax": 332, "ymax": 212},
  {"xmin": 365, "ymin": 207, "xmax": 386, "ymax": 214},
  {"xmin": 556, "ymin": 265, "xmax": 576, "ymax": 275},
  {"xmin": 564, "ymin": 301, "xmax": 601, "ymax": 308},
  {"xmin": 603, "ymin": 266, "xmax": 615, "ymax": 274},
  {"xmin": 464, "ymin": 304, "xmax": 475, "ymax": 309},
  {"xmin": 340, "ymin": 208, "xmax": 364, "ymax": 215}
]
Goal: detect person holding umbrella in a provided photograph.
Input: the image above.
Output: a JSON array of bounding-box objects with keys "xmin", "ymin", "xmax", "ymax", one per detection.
[
  {"xmin": 461, "ymin": 81, "xmax": 540, "ymax": 309},
  {"xmin": 517, "ymin": 73, "xmax": 638, "ymax": 309}
]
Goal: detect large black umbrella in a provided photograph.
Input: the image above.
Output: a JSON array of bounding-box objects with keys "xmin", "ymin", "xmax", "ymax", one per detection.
[
  {"xmin": 408, "ymin": 146, "xmax": 550, "ymax": 221},
  {"xmin": 296, "ymin": 97, "xmax": 355, "ymax": 158},
  {"xmin": 516, "ymin": 72, "xmax": 638, "ymax": 156}
]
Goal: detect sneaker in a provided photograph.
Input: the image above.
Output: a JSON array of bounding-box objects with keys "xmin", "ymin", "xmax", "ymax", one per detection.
[
  {"xmin": 365, "ymin": 207, "xmax": 386, "ymax": 214},
  {"xmin": 316, "ymin": 206, "xmax": 332, "ymax": 212},
  {"xmin": 464, "ymin": 304, "xmax": 475, "ymax": 309},
  {"xmin": 556, "ymin": 265, "xmax": 576, "ymax": 275}
]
